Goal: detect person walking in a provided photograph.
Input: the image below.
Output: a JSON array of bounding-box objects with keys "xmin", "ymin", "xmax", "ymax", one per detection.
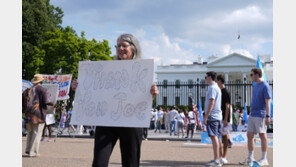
[
  {"xmin": 176, "ymin": 110, "xmax": 185, "ymax": 138},
  {"xmin": 240, "ymin": 68, "xmax": 272, "ymax": 166},
  {"xmin": 203, "ymin": 71, "xmax": 223, "ymax": 167},
  {"xmin": 186, "ymin": 109, "xmax": 196, "ymax": 139},
  {"xmin": 164, "ymin": 108, "xmax": 171, "ymax": 133},
  {"xmin": 155, "ymin": 106, "xmax": 164, "ymax": 133},
  {"xmin": 217, "ymin": 74, "xmax": 231, "ymax": 165},
  {"xmin": 41, "ymin": 124, "xmax": 53, "ymax": 142},
  {"xmin": 169, "ymin": 106, "xmax": 178, "ymax": 136},
  {"xmin": 22, "ymin": 74, "xmax": 54, "ymax": 157},
  {"xmin": 71, "ymin": 34, "xmax": 159, "ymax": 167}
]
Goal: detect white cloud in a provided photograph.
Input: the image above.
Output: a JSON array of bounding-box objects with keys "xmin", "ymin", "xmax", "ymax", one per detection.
[
  {"xmin": 51, "ymin": 0, "xmax": 273, "ymax": 60},
  {"xmin": 139, "ymin": 32, "xmax": 197, "ymax": 67},
  {"xmin": 221, "ymin": 44, "xmax": 254, "ymax": 58},
  {"xmin": 222, "ymin": 6, "xmax": 269, "ymax": 24}
]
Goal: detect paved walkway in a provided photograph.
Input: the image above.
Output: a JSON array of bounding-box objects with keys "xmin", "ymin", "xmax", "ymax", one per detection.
[{"xmin": 22, "ymin": 137, "xmax": 273, "ymax": 167}]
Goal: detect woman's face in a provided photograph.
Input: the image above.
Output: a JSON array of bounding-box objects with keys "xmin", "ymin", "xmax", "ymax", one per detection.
[{"xmin": 117, "ymin": 38, "xmax": 134, "ymax": 60}]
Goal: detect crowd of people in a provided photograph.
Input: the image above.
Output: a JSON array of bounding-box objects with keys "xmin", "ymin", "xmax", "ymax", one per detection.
[
  {"xmin": 148, "ymin": 102, "xmax": 251, "ymax": 139},
  {"xmin": 149, "ymin": 106, "xmax": 200, "ymax": 139}
]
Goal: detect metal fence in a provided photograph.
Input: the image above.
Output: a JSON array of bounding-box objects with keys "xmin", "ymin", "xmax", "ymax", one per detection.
[{"xmin": 155, "ymin": 81, "xmax": 273, "ymax": 109}]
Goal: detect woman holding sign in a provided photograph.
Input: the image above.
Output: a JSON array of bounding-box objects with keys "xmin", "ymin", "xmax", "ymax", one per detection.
[{"xmin": 72, "ymin": 33, "xmax": 158, "ymax": 167}]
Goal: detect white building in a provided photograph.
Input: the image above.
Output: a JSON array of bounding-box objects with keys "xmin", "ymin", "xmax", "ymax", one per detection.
[{"xmin": 155, "ymin": 53, "xmax": 273, "ymax": 107}]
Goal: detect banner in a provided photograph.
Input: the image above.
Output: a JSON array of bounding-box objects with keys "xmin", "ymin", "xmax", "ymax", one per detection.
[
  {"xmin": 201, "ymin": 132, "xmax": 273, "ymax": 146},
  {"xmin": 42, "ymin": 74, "xmax": 72, "ymax": 100},
  {"xmin": 70, "ymin": 59, "xmax": 154, "ymax": 127},
  {"xmin": 22, "ymin": 79, "xmax": 33, "ymax": 93}
]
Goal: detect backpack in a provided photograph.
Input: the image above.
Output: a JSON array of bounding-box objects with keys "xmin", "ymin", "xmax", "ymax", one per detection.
[{"xmin": 22, "ymin": 86, "xmax": 44, "ymax": 124}]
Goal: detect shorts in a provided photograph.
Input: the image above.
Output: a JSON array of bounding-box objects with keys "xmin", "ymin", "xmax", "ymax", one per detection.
[
  {"xmin": 247, "ymin": 116, "xmax": 267, "ymax": 134},
  {"xmin": 207, "ymin": 120, "xmax": 222, "ymax": 137},
  {"xmin": 187, "ymin": 123, "xmax": 195, "ymax": 130},
  {"xmin": 219, "ymin": 122, "xmax": 232, "ymax": 136}
]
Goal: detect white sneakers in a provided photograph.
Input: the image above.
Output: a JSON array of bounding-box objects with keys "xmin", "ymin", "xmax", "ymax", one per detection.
[
  {"xmin": 257, "ymin": 158, "xmax": 269, "ymax": 166},
  {"xmin": 239, "ymin": 157, "xmax": 269, "ymax": 166},
  {"xmin": 220, "ymin": 157, "xmax": 228, "ymax": 164},
  {"xmin": 206, "ymin": 160, "xmax": 222, "ymax": 167},
  {"xmin": 239, "ymin": 157, "xmax": 255, "ymax": 165},
  {"xmin": 205, "ymin": 158, "xmax": 228, "ymax": 166}
]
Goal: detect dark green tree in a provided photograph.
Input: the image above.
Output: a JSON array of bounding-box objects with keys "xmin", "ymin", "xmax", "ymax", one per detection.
[
  {"xmin": 22, "ymin": 0, "xmax": 63, "ymax": 80},
  {"xmin": 37, "ymin": 27, "xmax": 112, "ymax": 79}
]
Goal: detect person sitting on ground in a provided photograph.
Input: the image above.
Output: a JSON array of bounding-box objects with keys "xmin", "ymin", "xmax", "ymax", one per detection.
[{"xmin": 237, "ymin": 120, "xmax": 248, "ymax": 132}]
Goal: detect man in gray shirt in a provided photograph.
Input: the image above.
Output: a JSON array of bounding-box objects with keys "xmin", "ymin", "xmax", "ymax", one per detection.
[{"xmin": 203, "ymin": 71, "xmax": 223, "ymax": 167}]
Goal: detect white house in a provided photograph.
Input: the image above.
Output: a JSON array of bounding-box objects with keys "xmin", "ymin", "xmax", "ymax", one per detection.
[
  {"xmin": 155, "ymin": 53, "xmax": 273, "ymax": 107},
  {"xmin": 156, "ymin": 53, "xmax": 273, "ymax": 83}
]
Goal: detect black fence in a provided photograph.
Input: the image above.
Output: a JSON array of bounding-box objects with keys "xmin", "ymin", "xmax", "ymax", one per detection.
[{"xmin": 155, "ymin": 81, "xmax": 273, "ymax": 109}]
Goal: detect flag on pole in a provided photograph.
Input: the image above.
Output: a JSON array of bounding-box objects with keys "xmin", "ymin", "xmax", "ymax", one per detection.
[
  {"xmin": 253, "ymin": 56, "xmax": 273, "ymax": 118},
  {"xmin": 243, "ymin": 103, "xmax": 248, "ymax": 124},
  {"xmin": 192, "ymin": 98, "xmax": 202, "ymax": 129},
  {"xmin": 198, "ymin": 99, "xmax": 203, "ymax": 125},
  {"xmin": 238, "ymin": 32, "xmax": 240, "ymax": 39}
]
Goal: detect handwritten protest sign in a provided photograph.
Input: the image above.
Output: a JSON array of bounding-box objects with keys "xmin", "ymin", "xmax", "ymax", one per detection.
[
  {"xmin": 42, "ymin": 74, "xmax": 72, "ymax": 100},
  {"xmin": 42, "ymin": 84, "xmax": 59, "ymax": 114},
  {"xmin": 70, "ymin": 59, "xmax": 154, "ymax": 127},
  {"xmin": 42, "ymin": 84, "xmax": 59, "ymax": 125}
]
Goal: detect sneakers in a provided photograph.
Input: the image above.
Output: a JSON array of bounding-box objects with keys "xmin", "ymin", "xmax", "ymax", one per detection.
[
  {"xmin": 40, "ymin": 138, "xmax": 45, "ymax": 142},
  {"xmin": 239, "ymin": 157, "xmax": 254, "ymax": 165},
  {"xmin": 220, "ymin": 157, "xmax": 228, "ymax": 164},
  {"xmin": 257, "ymin": 159, "xmax": 269, "ymax": 166},
  {"xmin": 47, "ymin": 138, "xmax": 52, "ymax": 142},
  {"xmin": 206, "ymin": 160, "xmax": 222, "ymax": 167}
]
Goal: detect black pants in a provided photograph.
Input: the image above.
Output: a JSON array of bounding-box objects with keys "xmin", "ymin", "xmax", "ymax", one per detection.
[
  {"xmin": 92, "ymin": 126, "xmax": 143, "ymax": 167},
  {"xmin": 143, "ymin": 128, "xmax": 148, "ymax": 139}
]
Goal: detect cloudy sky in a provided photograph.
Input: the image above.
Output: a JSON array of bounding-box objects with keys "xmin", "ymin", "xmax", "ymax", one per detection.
[{"xmin": 51, "ymin": 0, "xmax": 273, "ymax": 66}]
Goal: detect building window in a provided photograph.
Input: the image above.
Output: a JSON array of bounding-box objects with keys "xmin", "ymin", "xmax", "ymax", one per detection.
[
  {"xmin": 188, "ymin": 79, "xmax": 193, "ymax": 88},
  {"xmin": 163, "ymin": 80, "xmax": 168, "ymax": 88},
  {"xmin": 175, "ymin": 96, "xmax": 180, "ymax": 106},
  {"xmin": 175, "ymin": 80, "xmax": 180, "ymax": 88},
  {"xmin": 163, "ymin": 96, "xmax": 167, "ymax": 106}
]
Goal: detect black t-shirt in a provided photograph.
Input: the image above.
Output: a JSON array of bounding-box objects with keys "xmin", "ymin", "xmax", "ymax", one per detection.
[{"xmin": 221, "ymin": 88, "xmax": 231, "ymax": 122}]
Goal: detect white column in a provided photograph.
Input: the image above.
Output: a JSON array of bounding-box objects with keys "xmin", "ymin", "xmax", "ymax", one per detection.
[
  {"xmin": 242, "ymin": 73, "xmax": 246, "ymax": 82},
  {"xmin": 225, "ymin": 73, "xmax": 229, "ymax": 83}
]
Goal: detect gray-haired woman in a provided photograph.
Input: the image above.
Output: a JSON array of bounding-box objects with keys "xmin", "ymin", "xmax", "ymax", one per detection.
[{"xmin": 72, "ymin": 34, "xmax": 158, "ymax": 167}]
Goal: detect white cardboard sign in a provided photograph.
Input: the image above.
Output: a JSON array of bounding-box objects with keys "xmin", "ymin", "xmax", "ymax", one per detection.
[
  {"xmin": 70, "ymin": 59, "xmax": 154, "ymax": 127},
  {"xmin": 42, "ymin": 84, "xmax": 59, "ymax": 114}
]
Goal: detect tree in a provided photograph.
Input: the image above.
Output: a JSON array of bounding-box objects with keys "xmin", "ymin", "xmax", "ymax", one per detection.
[
  {"xmin": 23, "ymin": 0, "xmax": 113, "ymax": 80},
  {"xmin": 22, "ymin": 0, "xmax": 64, "ymax": 80},
  {"xmin": 36, "ymin": 27, "xmax": 112, "ymax": 79}
]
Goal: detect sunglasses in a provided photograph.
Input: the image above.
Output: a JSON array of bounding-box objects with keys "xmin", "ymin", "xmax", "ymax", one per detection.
[{"xmin": 115, "ymin": 43, "xmax": 132, "ymax": 49}]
